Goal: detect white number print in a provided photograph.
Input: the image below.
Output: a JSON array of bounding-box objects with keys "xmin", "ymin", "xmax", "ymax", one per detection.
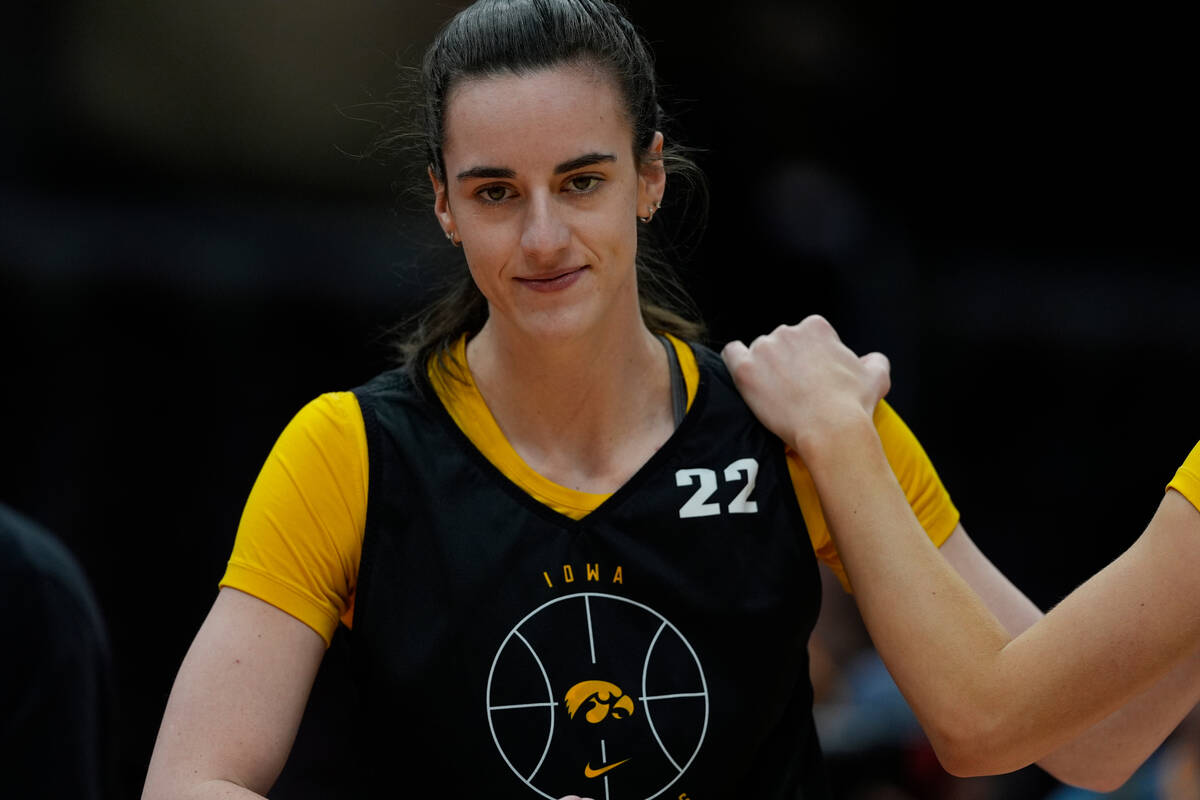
[
  {"xmin": 724, "ymin": 457, "xmax": 759, "ymax": 514},
  {"xmin": 675, "ymin": 468, "xmax": 721, "ymax": 518},
  {"xmin": 675, "ymin": 458, "xmax": 760, "ymax": 518}
]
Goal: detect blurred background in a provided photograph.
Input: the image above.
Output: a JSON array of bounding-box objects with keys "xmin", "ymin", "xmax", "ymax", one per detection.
[{"xmin": 2, "ymin": 1, "xmax": 1196, "ymax": 798}]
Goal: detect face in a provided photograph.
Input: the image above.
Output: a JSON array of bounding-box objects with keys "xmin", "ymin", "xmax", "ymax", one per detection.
[{"xmin": 431, "ymin": 64, "xmax": 664, "ymax": 344}]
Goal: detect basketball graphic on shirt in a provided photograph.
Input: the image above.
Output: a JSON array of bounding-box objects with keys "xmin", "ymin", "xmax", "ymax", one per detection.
[{"xmin": 487, "ymin": 593, "xmax": 708, "ymax": 799}]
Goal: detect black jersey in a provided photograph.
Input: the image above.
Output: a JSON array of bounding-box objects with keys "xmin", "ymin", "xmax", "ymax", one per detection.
[{"xmin": 350, "ymin": 345, "xmax": 830, "ymax": 799}]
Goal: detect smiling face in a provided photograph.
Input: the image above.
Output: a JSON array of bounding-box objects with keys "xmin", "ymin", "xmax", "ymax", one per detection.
[{"xmin": 431, "ymin": 63, "xmax": 664, "ymax": 346}]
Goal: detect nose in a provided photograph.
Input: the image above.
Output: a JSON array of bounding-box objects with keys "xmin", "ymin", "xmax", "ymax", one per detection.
[{"xmin": 520, "ymin": 192, "xmax": 570, "ymax": 266}]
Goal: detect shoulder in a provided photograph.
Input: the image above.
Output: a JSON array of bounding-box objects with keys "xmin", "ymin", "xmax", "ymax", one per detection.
[
  {"xmin": 284, "ymin": 365, "xmax": 429, "ymax": 445},
  {"xmin": 351, "ymin": 364, "xmax": 437, "ymax": 424},
  {"xmin": 350, "ymin": 367, "xmax": 427, "ymax": 410},
  {"xmin": 249, "ymin": 391, "xmax": 369, "ymax": 528},
  {"xmin": 687, "ymin": 340, "xmax": 727, "ymax": 373},
  {"xmin": 686, "ymin": 341, "xmax": 739, "ymax": 397},
  {"xmin": 224, "ymin": 391, "xmax": 371, "ymax": 645},
  {"xmin": 275, "ymin": 392, "xmax": 368, "ymax": 463},
  {"xmin": 352, "ymin": 364, "xmax": 413, "ymax": 398}
]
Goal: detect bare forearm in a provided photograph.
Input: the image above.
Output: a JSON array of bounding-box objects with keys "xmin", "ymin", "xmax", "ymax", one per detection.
[
  {"xmin": 953, "ymin": 534, "xmax": 1200, "ymax": 789},
  {"xmin": 1035, "ymin": 644, "xmax": 1200, "ymax": 790},
  {"xmin": 799, "ymin": 418, "xmax": 1198, "ymax": 774},
  {"xmin": 798, "ymin": 419, "xmax": 1016, "ymax": 769}
]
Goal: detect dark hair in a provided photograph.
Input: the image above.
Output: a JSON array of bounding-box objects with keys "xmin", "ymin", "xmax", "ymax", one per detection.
[{"xmin": 370, "ymin": 0, "xmax": 708, "ymax": 384}]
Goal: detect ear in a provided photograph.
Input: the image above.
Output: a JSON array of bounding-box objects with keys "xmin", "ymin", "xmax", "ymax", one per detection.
[
  {"xmin": 637, "ymin": 131, "xmax": 666, "ymax": 212},
  {"xmin": 429, "ymin": 164, "xmax": 456, "ymax": 238}
]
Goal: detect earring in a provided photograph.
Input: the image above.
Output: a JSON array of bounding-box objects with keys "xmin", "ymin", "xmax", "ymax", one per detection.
[
  {"xmin": 638, "ymin": 201, "xmax": 661, "ymax": 224},
  {"xmin": 445, "ymin": 230, "xmax": 461, "ymax": 247}
]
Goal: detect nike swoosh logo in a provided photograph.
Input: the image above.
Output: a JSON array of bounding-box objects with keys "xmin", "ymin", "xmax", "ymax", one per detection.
[{"xmin": 583, "ymin": 759, "xmax": 630, "ymax": 778}]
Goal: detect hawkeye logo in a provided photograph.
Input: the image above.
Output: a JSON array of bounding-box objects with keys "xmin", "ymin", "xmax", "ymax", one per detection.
[
  {"xmin": 487, "ymin": 593, "xmax": 708, "ymax": 799},
  {"xmin": 566, "ymin": 680, "xmax": 635, "ymax": 725}
]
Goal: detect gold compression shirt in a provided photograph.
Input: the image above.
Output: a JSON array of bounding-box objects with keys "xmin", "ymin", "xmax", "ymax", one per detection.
[{"xmin": 220, "ymin": 334, "xmax": 961, "ymax": 646}]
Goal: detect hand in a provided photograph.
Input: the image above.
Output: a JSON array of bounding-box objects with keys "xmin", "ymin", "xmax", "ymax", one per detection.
[{"xmin": 722, "ymin": 315, "xmax": 890, "ymax": 456}]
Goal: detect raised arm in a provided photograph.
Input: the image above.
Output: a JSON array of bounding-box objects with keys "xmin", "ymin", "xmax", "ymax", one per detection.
[
  {"xmin": 141, "ymin": 587, "xmax": 326, "ymax": 800},
  {"xmin": 723, "ymin": 317, "xmax": 1200, "ymax": 777},
  {"xmin": 940, "ymin": 523, "xmax": 1200, "ymax": 788}
]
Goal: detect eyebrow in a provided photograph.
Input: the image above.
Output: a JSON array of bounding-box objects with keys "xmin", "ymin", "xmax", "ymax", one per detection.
[
  {"xmin": 455, "ymin": 152, "xmax": 617, "ymax": 181},
  {"xmin": 553, "ymin": 152, "xmax": 616, "ymax": 174}
]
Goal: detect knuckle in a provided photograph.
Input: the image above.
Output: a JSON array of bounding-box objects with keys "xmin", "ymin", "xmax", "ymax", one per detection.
[{"xmin": 801, "ymin": 314, "xmax": 831, "ymax": 336}]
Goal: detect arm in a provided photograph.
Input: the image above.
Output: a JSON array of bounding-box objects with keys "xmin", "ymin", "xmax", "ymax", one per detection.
[
  {"xmin": 723, "ymin": 317, "xmax": 1200, "ymax": 775},
  {"xmin": 811, "ymin": 435, "xmax": 1200, "ymax": 776},
  {"xmin": 141, "ymin": 587, "xmax": 325, "ymax": 799},
  {"xmin": 942, "ymin": 525, "xmax": 1200, "ymax": 789}
]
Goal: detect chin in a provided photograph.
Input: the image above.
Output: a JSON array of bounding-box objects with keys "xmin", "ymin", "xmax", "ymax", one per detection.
[
  {"xmin": 518, "ymin": 311, "xmax": 597, "ymax": 344},
  {"xmin": 499, "ymin": 280, "xmax": 638, "ymax": 346}
]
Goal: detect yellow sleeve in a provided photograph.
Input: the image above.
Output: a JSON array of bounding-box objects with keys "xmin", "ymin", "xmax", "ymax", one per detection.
[
  {"xmin": 1166, "ymin": 440, "xmax": 1200, "ymax": 513},
  {"xmin": 790, "ymin": 400, "xmax": 960, "ymax": 592},
  {"xmin": 219, "ymin": 392, "xmax": 368, "ymax": 647}
]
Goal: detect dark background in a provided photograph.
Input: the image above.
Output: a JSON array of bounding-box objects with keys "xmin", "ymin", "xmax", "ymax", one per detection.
[{"xmin": 2, "ymin": 2, "xmax": 1196, "ymax": 798}]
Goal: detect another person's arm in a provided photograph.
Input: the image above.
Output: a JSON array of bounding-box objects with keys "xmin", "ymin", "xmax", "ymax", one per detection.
[
  {"xmin": 805, "ymin": 399, "xmax": 1200, "ymax": 788},
  {"xmin": 940, "ymin": 523, "xmax": 1200, "ymax": 788},
  {"xmin": 724, "ymin": 317, "xmax": 1200, "ymax": 776}
]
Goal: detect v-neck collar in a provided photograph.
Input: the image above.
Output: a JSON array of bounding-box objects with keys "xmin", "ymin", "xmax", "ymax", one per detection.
[{"xmin": 427, "ymin": 333, "xmax": 701, "ymax": 522}]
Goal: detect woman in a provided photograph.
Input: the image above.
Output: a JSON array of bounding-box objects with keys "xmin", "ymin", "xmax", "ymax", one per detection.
[
  {"xmin": 141, "ymin": 2, "xmax": 1195, "ymax": 797},
  {"xmin": 724, "ymin": 316, "xmax": 1200, "ymax": 779}
]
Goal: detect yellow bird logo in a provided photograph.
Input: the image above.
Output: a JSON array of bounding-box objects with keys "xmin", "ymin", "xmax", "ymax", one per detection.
[{"xmin": 563, "ymin": 680, "xmax": 635, "ymax": 724}]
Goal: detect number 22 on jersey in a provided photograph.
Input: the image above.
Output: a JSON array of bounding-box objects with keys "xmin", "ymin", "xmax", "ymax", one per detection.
[{"xmin": 675, "ymin": 457, "xmax": 759, "ymax": 518}]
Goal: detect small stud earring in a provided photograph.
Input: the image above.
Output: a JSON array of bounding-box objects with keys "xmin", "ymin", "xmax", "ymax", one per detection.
[
  {"xmin": 638, "ymin": 201, "xmax": 661, "ymax": 224},
  {"xmin": 445, "ymin": 230, "xmax": 460, "ymax": 247}
]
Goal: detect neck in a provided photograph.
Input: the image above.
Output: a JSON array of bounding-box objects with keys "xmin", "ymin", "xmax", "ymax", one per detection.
[{"xmin": 465, "ymin": 316, "xmax": 675, "ymax": 492}]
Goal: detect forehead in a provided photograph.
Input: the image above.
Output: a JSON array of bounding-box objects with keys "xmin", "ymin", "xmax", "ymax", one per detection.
[{"xmin": 442, "ymin": 65, "xmax": 634, "ymax": 170}]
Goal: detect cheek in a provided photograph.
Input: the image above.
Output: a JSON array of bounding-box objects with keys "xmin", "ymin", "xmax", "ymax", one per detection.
[
  {"xmin": 593, "ymin": 196, "xmax": 640, "ymax": 258},
  {"xmin": 462, "ymin": 244, "xmax": 501, "ymax": 294},
  {"xmin": 459, "ymin": 217, "xmax": 514, "ymax": 276},
  {"xmin": 617, "ymin": 212, "xmax": 642, "ymax": 268},
  {"xmin": 458, "ymin": 234, "xmax": 495, "ymax": 293}
]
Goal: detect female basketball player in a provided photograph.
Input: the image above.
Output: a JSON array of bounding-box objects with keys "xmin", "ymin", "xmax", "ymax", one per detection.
[
  {"xmin": 724, "ymin": 316, "xmax": 1200, "ymax": 778},
  {"xmin": 141, "ymin": 2, "xmax": 1197, "ymax": 797}
]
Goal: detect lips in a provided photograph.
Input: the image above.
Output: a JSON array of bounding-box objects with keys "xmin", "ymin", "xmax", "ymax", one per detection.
[{"xmin": 515, "ymin": 265, "xmax": 589, "ymax": 292}]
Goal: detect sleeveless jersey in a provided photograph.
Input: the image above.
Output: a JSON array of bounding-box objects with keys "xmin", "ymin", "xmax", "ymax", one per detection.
[{"xmin": 350, "ymin": 345, "xmax": 830, "ymax": 799}]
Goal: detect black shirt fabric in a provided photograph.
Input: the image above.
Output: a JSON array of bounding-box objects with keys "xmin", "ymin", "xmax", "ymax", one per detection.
[{"xmin": 350, "ymin": 345, "xmax": 831, "ymax": 799}]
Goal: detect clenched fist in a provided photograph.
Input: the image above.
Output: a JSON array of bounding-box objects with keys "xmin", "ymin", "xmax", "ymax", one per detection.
[{"xmin": 722, "ymin": 315, "xmax": 890, "ymax": 458}]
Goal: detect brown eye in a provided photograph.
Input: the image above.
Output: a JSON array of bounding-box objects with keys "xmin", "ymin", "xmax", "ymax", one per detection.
[
  {"xmin": 478, "ymin": 185, "xmax": 511, "ymax": 204},
  {"xmin": 567, "ymin": 175, "xmax": 602, "ymax": 193}
]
